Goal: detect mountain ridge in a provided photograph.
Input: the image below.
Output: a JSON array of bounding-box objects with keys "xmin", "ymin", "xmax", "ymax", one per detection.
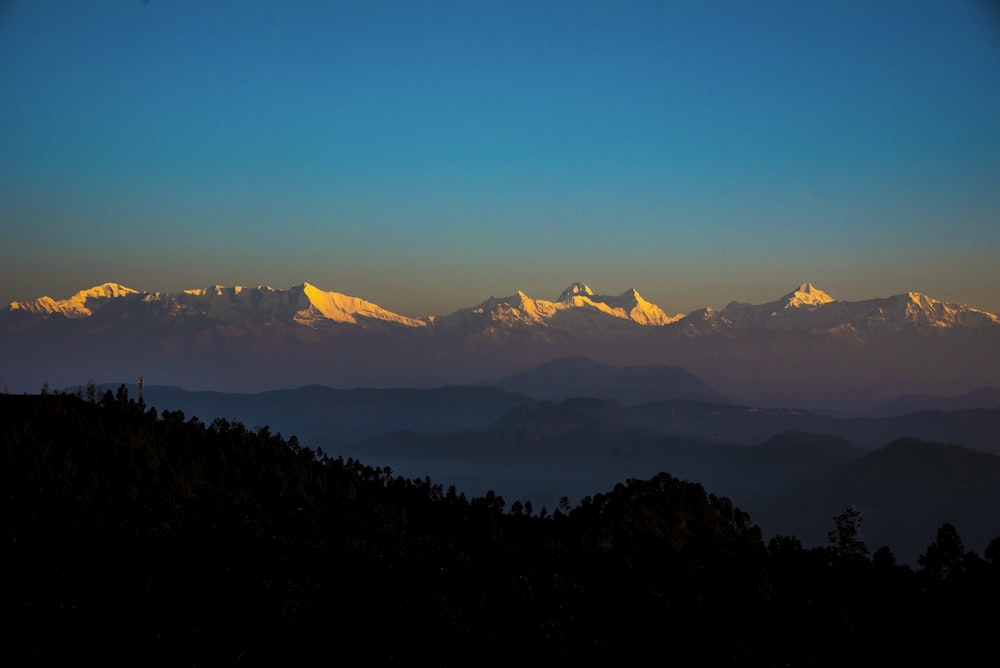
[{"xmin": 8, "ymin": 280, "xmax": 997, "ymax": 332}]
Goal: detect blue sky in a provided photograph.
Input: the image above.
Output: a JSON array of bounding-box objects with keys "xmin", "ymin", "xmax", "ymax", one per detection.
[{"xmin": 2, "ymin": 0, "xmax": 999, "ymax": 317}]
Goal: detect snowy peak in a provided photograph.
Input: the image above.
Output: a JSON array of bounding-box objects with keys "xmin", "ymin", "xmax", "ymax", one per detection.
[
  {"xmin": 434, "ymin": 282, "xmax": 680, "ymax": 335},
  {"xmin": 8, "ymin": 282, "xmax": 139, "ymax": 318},
  {"xmin": 176, "ymin": 281, "xmax": 426, "ymax": 328},
  {"xmin": 683, "ymin": 284, "xmax": 1000, "ymax": 336},
  {"xmin": 75, "ymin": 282, "xmax": 138, "ymax": 300},
  {"xmin": 883, "ymin": 291, "xmax": 1000, "ymax": 329},
  {"xmin": 295, "ymin": 282, "xmax": 425, "ymax": 328},
  {"xmin": 557, "ymin": 282, "xmax": 594, "ymax": 301},
  {"xmin": 454, "ymin": 291, "xmax": 555, "ymax": 328},
  {"xmin": 713, "ymin": 282, "xmax": 835, "ymax": 325},
  {"xmin": 780, "ymin": 282, "xmax": 836, "ymax": 309},
  {"xmin": 553, "ymin": 282, "xmax": 681, "ymax": 325},
  {"xmin": 6, "ymin": 282, "xmax": 425, "ymax": 329},
  {"xmin": 587, "ymin": 288, "xmax": 682, "ymax": 326}
]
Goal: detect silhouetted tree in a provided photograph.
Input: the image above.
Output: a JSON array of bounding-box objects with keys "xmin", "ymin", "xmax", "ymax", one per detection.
[
  {"xmin": 919, "ymin": 523, "xmax": 966, "ymax": 581},
  {"xmin": 872, "ymin": 545, "xmax": 897, "ymax": 569},
  {"xmin": 828, "ymin": 506, "xmax": 868, "ymax": 563}
]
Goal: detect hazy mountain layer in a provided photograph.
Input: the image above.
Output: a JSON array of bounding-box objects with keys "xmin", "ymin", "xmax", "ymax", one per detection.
[{"xmin": 491, "ymin": 356, "xmax": 730, "ymax": 404}]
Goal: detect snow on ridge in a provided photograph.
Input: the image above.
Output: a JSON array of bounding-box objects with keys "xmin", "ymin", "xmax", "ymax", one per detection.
[
  {"xmin": 8, "ymin": 282, "xmax": 139, "ymax": 318},
  {"xmin": 889, "ymin": 291, "xmax": 1000, "ymax": 328},
  {"xmin": 296, "ymin": 282, "xmax": 426, "ymax": 327},
  {"xmin": 681, "ymin": 284, "xmax": 1000, "ymax": 335},
  {"xmin": 6, "ymin": 281, "xmax": 425, "ymax": 328},
  {"xmin": 588, "ymin": 288, "xmax": 683, "ymax": 326},
  {"xmin": 167, "ymin": 282, "xmax": 425, "ymax": 328},
  {"xmin": 73, "ymin": 282, "xmax": 138, "ymax": 300},
  {"xmin": 439, "ymin": 282, "xmax": 680, "ymax": 330},
  {"xmin": 6, "ymin": 280, "xmax": 997, "ymax": 334}
]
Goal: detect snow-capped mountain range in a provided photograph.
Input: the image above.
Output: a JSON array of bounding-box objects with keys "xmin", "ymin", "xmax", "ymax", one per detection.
[
  {"xmin": 7, "ymin": 281, "xmax": 425, "ymax": 329},
  {"xmin": 6, "ymin": 280, "xmax": 998, "ymax": 336},
  {"xmin": 3, "ymin": 280, "xmax": 998, "ymax": 408},
  {"xmin": 678, "ymin": 283, "xmax": 1000, "ymax": 336}
]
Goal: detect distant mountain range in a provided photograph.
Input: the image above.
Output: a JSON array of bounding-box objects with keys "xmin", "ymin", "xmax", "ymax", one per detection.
[
  {"xmin": 4, "ymin": 280, "xmax": 999, "ymax": 408},
  {"xmin": 869, "ymin": 386, "xmax": 1000, "ymax": 416},
  {"xmin": 7, "ymin": 280, "xmax": 998, "ymax": 333}
]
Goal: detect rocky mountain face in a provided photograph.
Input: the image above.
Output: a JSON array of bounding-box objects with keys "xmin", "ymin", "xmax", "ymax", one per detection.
[{"xmin": 3, "ymin": 280, "xmax": 998, "ymax": 409}]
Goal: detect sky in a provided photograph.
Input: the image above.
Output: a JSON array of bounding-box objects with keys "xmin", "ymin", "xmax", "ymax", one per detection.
[{"xmin": 2, "ymin": 0, "xmax": 999, "ymax": 318}]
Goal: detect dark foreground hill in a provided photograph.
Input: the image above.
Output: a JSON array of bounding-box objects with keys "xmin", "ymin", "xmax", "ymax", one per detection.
[{"xmin": 4, "ymin": 391, "xmax": 1000, "ymax": 665}]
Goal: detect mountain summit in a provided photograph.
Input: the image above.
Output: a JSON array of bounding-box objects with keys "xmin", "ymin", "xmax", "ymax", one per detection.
[
  {"xmin": 295, "ymin": 283, "xmax": 425, "ymax": 328},
  {"xmin": 780, "ymin": 283, "xmax": 835, "ymax": 309},
  {"xmin": 557, "ymin": 282, "xmax": 594, "ymax": 301}
]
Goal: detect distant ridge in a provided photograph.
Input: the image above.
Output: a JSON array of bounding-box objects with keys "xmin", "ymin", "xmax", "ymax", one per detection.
[
  {"xmin": 93, "ymin": 382, "xmax": 538, "ymax": 444},
  {"xmin": 870, "ymin": 386, "xmax": 1000, "ymax": 416},
  {"xmin": 492, "ymin": 356, "xmax": 730, "ymax": 405}
]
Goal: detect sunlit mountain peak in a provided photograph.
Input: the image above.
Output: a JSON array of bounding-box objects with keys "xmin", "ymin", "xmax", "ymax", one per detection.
[
  {"xmin": 557, "ymin": 282, "xmax": 594, "ymax": 301},
  {"xmin": 781, "ymin": 282, "xmax": 835, "ymax": 309},
  {"xmin": 75, "ymin": 282, "xmax": 138, "ymax": 300},
  {"xmin": 296, "ymin": 282, "xmax": 426, "ymax": 328}
]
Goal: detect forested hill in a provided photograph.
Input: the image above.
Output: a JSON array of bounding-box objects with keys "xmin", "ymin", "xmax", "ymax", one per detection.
[{"xmin": 3, "ymin": 390, "xmax": 1000, "ymax": 665}]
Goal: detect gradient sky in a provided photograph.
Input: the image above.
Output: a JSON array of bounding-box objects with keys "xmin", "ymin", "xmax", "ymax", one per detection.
[{"xmin": 2, "ymin": 0, "xmax": 999, "ymax": 317}]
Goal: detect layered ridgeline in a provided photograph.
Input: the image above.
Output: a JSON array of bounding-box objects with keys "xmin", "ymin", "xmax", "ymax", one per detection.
[{"xmin": 3, "ymin": 281, "xmax": 999, "ymax": 408}]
